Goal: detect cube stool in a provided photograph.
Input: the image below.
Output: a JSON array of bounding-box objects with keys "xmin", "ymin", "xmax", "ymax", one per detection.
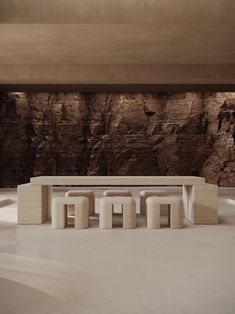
[
  {"xmin": 52, "ymin": 196, "xmax": 89, "ymax": 229},
  {"xmin": 99, "ymin": 196, "xmax": 136, "ymax": 229},
  {"xmin": 65, "ymin": 190, "xmax": 95, "ymax": 216},
  {"xmin": 140, "ymin": 190, "xmax": 169, "ymax": 216},
  {"xmin": 146, "ymin": 196, "xmax": 183, "ymax": 229}
]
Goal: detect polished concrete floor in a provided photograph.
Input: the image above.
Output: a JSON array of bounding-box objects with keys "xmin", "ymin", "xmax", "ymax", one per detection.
[{"xmin": 0, "ymin": 187, "xmax": 235, "ymax": 314}]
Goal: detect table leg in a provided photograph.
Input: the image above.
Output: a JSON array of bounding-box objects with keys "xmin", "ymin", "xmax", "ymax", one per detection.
[
  {"xmin": 183, "ymin": 184, "xmax": 218, "ymax": 224},
  {"xmin": 17, "ymin": 183, "xmax": 51, "ymax": 224}
]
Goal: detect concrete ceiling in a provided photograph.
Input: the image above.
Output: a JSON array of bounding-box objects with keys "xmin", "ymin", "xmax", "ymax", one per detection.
[
  {"xmin": 0, "ymin": 24, "xmax": 234, "ymax": 65},
  {"xmin": 1, "ymin": 0, "xmax": 234, "ymax": 24},
  {"xmin": 0, "ymin": 0, "xmax": 234, "ymax": 86}
]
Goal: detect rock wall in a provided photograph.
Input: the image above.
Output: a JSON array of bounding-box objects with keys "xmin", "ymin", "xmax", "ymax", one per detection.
[{"xmin": 0, "ymin": 92, "xmax": 234, "ymax": 187}]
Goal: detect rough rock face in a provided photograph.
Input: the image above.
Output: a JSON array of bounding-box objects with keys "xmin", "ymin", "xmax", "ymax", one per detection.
[{"xmin": 0, "ymin": 92, "xmax": 234, "ymax": 187}]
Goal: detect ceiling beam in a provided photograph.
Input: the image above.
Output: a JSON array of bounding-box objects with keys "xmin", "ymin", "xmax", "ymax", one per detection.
[
  {"xmin": 0, "ymin": 64, "xmax": 234, "ymax": 85},
  {"xmin": 1, "ymin": 0, "xmax": 234, "ymax": 24}
]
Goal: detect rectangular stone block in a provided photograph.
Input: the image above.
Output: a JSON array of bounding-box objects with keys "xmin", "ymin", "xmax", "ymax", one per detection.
[
  {"xmin": 184, "ymin": 183, "xmax": 218, "ymax": 224},
  {"xmin": 17, "ymin": 183, "xmax": 51, "ymax": 224}
]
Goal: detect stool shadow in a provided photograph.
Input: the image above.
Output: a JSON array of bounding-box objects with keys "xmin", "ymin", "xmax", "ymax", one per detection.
[{"xmin": 54, "ymin": 214, "xmax": 189, "ymax": 229}]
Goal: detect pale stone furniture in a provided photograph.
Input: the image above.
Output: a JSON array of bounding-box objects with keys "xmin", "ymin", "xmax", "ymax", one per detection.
[
  {"xmin": 52, "ymin": 196, "xmax": 89, "ymax": 229},
  {"xmin": 30, "ymin": 176, "xmax": 205, "ymax": 186},
  {"xmin": 17, "ymin": 176, "xmax": 218, "ymax": 225},
  {"xmin": 99, "ymin": 196, "xmax": 136, "ymax": 229},
  {"xmin": 103, "ymin": 190, "xmax": 132, "ymax": 213},
  {"xmin": 140, "ymin": 190, "xmax": 169, "ymax": 216},
  {"xmin": 17, "ymin": 183, "xmax": 52, "ymax": 224},
  {"xmin": 103, "ymin": 190, "xmax": 132, "ymax": 197},
  {"xmin": 146, "ymin": 196, "xmax": 183, "ymax": 229},
  {"xmin": 183, "ymin": 183, "xmax": 218, "ymax": 224},
  {"xmin": 65, "ymin": 190, "xmax": 95, "ymax": 216}
]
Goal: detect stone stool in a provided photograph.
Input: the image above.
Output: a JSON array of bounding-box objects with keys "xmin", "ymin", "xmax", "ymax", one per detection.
[
  {"xmin": 65, "ymin": 190, "xmax": 95, "ymax": 216},
  {"xmin": 140, "ymin": 190, "xmax": 169, "ymax": 216},
  {"xmin": 52, "ymin": 196, "xmax": 89, "ymax": 229},
  {"xmin": 99, "ymin": 196, "xmax": 136, "ymax": 229},
  {"xmin": 103, "ymin": 190, "xmax": 132, "ymax": 197},
  {"xmin": 103, "ymin": 190, "xmax": 132, "ymax": 213},
  {"xmin": 146, "ymin": 196, "xmax": 183, "ymax": 229}
]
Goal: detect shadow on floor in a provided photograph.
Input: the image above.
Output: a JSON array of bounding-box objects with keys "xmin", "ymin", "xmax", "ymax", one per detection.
[
  {"xmin": 0, "ymin": 199, "xmax": 16, "ymax": 208},
  {"xmin": 46, "ymin": 214, "xmax": 191, "ymax": 229},
  {"xmin": 0, "ymin": 277, "xmax": 67, "ymax": 314},
  {"xmin": 218, "ymin": 215, "xmax": 235, "ymax": 225}
]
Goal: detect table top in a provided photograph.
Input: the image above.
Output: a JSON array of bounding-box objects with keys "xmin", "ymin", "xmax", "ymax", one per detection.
[{"xmin": 30, "ymin": 176, "xmax": 205, "ymax": 186}]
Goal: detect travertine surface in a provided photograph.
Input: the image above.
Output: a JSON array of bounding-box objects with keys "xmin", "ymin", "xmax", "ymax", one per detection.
[
  {"xmin": 0, "ymin": 92, "xmax": 234, "ymax": 187},
  {"xmin": 1, "ymin": 186, "xmax": 235, "ymax": 314}
]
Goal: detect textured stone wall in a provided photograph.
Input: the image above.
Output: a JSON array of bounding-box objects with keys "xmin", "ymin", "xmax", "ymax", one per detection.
[{"xmin": 0, "ymin": 92, "xmax": 234, "ymax": 187}]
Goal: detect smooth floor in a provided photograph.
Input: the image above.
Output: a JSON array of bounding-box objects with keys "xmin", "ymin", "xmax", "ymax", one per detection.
[{"xmin": 0, "ymin": 186, "xmax": 235, "ymax": 314}]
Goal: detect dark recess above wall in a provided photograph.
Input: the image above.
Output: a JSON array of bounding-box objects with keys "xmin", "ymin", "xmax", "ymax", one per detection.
[{"xmin": 1, "ymin": 84, "xmax": 235, "ymax": 93}]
